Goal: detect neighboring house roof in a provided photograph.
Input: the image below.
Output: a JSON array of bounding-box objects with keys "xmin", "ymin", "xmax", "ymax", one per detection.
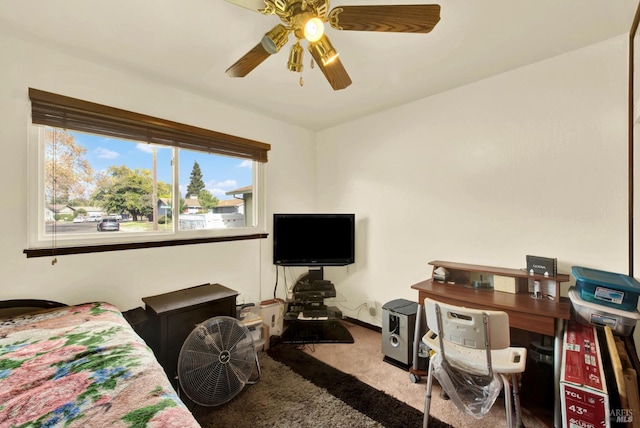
[
  {"xmin": 183, "ymin": 198, "xmax": 201, "ymax": 208},
  {"xmin": 158, "ymin": 198, "xmax": 171, "ymax": 207},
  {"xmin": 47, "ymin": 204, "xmax": 73, "ymax": 213},
  {"xmin": 47, "ymin": 204, "xmax": 67, "ymax": 213},
  {"xmin": 47, "ymin": 205, "xmax": 108, "ymax": 215},
  {"xmin": 225, "ymin": 185, "xmax": 252, "ymax": 196},
  {"xmin": 47, "ymin": 204, "xmax": 75, "ymax": 213},
  {"xmin": 216, "ymin": 199, "xmax": 243, "ymax": 208},
  {"xmin": 73, "ymin": 206, "xmax": 102, "ymax": 213}
]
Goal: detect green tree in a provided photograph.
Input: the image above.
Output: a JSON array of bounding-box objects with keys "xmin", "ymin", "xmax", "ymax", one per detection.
[
  {"xmin": 186, "ymin": 161, "xmax": 205, "ymax": 198},
  {"xmin": 198, "ymin": 189, "xmax": 219, "ymax": 212},
  {"xmin": 44, "ymin": 129, "xmax": 93, "ymax": 204},
  {"xmin": 91, "ymin": 165, "xmax": 170, "ymax": 221},
  {"xmin": 68, "ymin": 197, "xmax": 90, "ymax": 206},
  {"xmin": 157, "ymin": 182, "xmax": 172, "ymax": 199},
  {"xmin": 187, "ymin": 161, "xmax": 204, "ymax": 198}
]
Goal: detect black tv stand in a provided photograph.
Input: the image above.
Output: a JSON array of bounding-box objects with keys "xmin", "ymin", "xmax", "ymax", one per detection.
[
  {"xmin": 280, "ymin": 318, "xmax": 354, "ymax": 344},
  {"xmin": 280, "ymin": 274, "xmax": 353, "ymax": 344}
]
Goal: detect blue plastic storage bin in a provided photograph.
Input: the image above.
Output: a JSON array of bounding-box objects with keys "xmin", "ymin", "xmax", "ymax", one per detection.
[{"xmin": 572, "ymin": 266, "xmax": 640, "ymax": 312}]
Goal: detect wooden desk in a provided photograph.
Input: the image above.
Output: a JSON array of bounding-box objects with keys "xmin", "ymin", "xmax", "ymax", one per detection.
[
  {"xmin": 411, "ymin": 278, "xmax": 570, "ymax": 336},
  {"xmin": 412, "ymin": 278, "xmax": 571, "ymax": 428}
]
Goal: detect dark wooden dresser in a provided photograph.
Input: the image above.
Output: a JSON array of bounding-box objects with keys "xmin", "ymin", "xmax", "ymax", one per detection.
[{"xmin": 142, "ymin": 283, "xmax": 238, "ymax": 380}]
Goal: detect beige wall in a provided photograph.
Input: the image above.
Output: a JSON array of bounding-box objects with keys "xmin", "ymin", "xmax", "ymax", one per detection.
[
  {"xmin": 0, "ymin": 29, "xmax": 635, "ymax": 340},
  {"xmin": 316, "ymin": 35, "xmax": 630, "ymax": 326},
  {"xmin": 0, "ymin": 32, "xmax": 316, "ymax": 310}
]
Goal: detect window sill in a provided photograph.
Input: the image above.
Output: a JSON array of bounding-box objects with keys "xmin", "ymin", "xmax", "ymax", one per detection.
[{"xmin": 23, "ymin": 233, "xmax": 268, "ymax": 258}]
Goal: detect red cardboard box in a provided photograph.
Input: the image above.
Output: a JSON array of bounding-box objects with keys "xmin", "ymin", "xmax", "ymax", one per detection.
[{"xmin": 561, "ymin": 320, "xmax": 609, "ymax": 428}]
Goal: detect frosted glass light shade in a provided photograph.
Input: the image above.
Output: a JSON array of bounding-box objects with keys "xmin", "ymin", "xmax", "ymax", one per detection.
[{"xmin": 304, "ymin": 17, "xmax": 324, "ymax": 42}]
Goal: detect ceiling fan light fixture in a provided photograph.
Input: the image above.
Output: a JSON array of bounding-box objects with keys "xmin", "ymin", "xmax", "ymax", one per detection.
[
  {"xmin": 261, "ymin": 24, "xmax": 289, "ymax": 54},
  {"xmin": 224, "ymin": 0, "xmax": 442, "ymax": 90},
  {"xmin": 303, "ymin": 17, "xmax": 324, "ymax": 42},
  {"xmin": 287, "ymin": 42, "xmax": 304, "ymax": 72},
  {"xmin": 310, "ymin": 36, "xmax": 338, "ymax": 66}
]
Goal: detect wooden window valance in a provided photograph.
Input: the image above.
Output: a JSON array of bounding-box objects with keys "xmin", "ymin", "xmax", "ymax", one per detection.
[{"xmin": 29, "ymin": 88, "xmax": 270, "ymax": 162}]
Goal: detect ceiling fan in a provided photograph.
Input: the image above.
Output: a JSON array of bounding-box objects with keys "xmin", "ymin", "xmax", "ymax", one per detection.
[{"xmin": 224, "ymin": 0, "xmax": 441, "ymax": 90}]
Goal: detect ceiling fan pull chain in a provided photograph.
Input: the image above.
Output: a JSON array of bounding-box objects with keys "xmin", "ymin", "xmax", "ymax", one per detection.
[{"xmin": 299, "ymin": 75, "xmax": 304, "ymax": 87}]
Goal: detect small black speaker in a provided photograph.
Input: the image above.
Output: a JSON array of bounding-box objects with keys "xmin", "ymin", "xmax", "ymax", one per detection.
[{"xmin": 381, "ymin": 299, "xmax": 418, "ymax": 367}]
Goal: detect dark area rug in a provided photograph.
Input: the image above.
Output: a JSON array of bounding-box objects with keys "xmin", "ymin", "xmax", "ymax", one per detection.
[
  {"xmin": 268, "ymin": 344, "xmax": 452, "ymax": 428},
  {"xmin": 195, "ymin": 352, "xmax": 384, "ymax": 427}
]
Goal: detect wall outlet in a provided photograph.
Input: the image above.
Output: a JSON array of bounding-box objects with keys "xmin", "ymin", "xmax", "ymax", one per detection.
[{"xmin": 367, "ymin": 300, "xmax": 376, "ymax": 316}]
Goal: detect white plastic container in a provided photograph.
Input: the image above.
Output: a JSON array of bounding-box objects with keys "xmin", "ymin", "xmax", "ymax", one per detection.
[
  {"xmin": 568, "ymin": 287, "xmax": 640, "ymax": 336},
  {"xmin": 260, "ymin": 299, "xmax": 285, "ymax": 337},
  {"xmin": 243, "ymin": 317, "xmax": 262, "ymax": 342},
  {"xmin": 238, "ymin": 304, "xmax": 261, "ymax": 337}
]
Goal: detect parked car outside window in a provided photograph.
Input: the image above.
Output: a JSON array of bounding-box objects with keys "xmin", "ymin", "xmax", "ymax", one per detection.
[
  {"xmin": 88, "ymin": 214, "xmax": 102, "ymax": 222},
  {"xmin": 97, "ymin": 218, "xmax": 119, "ymax": 232}
]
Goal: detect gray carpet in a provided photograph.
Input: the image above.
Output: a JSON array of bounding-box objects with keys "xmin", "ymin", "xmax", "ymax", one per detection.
[
  {"xmin": 193, "ymin": 345, "xmax": 452, "ymax": 428},
  {"xmin": 194, "ymin": 353, "xmax": 383, "ymax": 427}
]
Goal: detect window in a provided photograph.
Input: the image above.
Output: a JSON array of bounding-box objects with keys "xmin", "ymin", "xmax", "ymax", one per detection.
[{"xmin": 26, "ymin": 89, "xmax": 270, "ymax": 256}]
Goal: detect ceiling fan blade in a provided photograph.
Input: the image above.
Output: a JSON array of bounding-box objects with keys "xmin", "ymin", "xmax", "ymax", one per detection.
[
  {"xmin": 308, "ymin": 36, "xmax": 352, "ymax": 91},
  {"xmin": 226, "ymin": 42, "xmax": 271, "ymax": 77},
  {"xmin": 328, "ymin": 4, "xmax": 440, "ymax": 33},
  {"xmin": 224, "ymin": 0, "xmax": 268, "ymax": 13}
]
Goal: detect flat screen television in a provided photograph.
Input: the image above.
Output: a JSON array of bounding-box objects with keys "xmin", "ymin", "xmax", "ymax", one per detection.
[{"xmin": 273, "ymin": 213, "xmax": 355, "ymax": 267}]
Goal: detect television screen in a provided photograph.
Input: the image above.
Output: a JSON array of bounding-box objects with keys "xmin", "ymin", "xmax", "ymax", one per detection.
[{"xmin": 273, "ymin": 214, "xmax": 355, "ymax": 266}]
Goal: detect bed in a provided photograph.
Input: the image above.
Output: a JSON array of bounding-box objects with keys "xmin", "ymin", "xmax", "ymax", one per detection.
[{"xmin": 0, "ymin": 300, "xmax": 201, "ymax": 427}]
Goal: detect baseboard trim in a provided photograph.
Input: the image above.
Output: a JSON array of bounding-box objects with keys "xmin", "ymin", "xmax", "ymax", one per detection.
[{"xmin": 345, "ymin": 317, "xmax": 382, "ymax": 333}]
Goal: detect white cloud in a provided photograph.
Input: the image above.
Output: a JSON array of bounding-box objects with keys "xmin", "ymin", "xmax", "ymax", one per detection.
[
  {"xmin": 95, "ymin": 147, "xmax": 119, "ymax": 159},
  {"xmin": 238, "ymin": 160, "xmax": 252, "ymax": 168},
  {"xmin": 136, "ymin": 143, "xmax": 155, "ymax": 153},
  {"xmin": 205, "ymin": 179, "xmax": 237, "ymax": 189},
  {"xmin": 218, "ymin": 179, "xmax": 238, "ymax": 188},
  {"xmin": 207, "ymin": 180, "xmax": 237, "ymax": 197}
]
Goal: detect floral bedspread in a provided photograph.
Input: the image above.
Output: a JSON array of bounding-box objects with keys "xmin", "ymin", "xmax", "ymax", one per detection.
[{"xmin": 0, "ymin": 302, "xmax": 201, "ymax": 428}]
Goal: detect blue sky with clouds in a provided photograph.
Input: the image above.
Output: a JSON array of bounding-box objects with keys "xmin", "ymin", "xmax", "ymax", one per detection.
[{"xmin": 72, "ymin": 131, "xmax": 252, "ymax": 199}]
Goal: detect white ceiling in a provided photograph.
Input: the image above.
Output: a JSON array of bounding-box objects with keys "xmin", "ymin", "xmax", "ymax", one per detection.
[{"xmin": 1, "ymin": 0, "xmax": 637, "ymax": 131}]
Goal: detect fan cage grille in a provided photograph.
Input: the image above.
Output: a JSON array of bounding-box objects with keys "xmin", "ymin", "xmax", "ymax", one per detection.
[{"xmin": 178, "ymin": 316, "xmax": 257, "ymax": 406}]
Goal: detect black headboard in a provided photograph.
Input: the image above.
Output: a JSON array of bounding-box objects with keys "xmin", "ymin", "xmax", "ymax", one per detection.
[{"xmin": 0, "ymin": 299, "xmax": 67, "ymax": 319}]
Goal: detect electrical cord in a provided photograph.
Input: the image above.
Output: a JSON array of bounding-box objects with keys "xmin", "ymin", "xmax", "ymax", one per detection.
[
  {"xmin": 273, "ymin": 266, "xmax": 301, "ymax": 299},
  {"xmin": 284, "ymin": 266, "xmax": 289, "ymax": 294},
  {"xmin": 334, "ymin": 301, "xmax": 367, "ymax": 313},
  {"xmin": 273, "ymin": 265, "xmax": 279, "ymax": 299},
  {"xmin": 286, "ymin": 267, "xmax": 303, "ymax": 295}
]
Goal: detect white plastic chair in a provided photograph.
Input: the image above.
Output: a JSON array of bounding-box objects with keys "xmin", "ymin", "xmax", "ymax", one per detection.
[{"xmin": 422, "ymin": 297, "xmax": 527, "ymax": 428}]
